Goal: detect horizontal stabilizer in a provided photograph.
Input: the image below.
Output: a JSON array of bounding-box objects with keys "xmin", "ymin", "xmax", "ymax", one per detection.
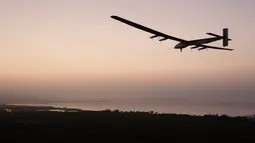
[
  {"xmin": 206, "ymin": 33, "xmax": 231, "ymax": 41},
  {"xmin": 207, "ymin": 28, "xmax": 232, "ymax": 47},
  {"xmin": 206, "ymin": 33, "xmax": 222, "ymax": 38},
  {"xmin": 200, "ymin": 44, "xmax": 233, "ymax": 51}
]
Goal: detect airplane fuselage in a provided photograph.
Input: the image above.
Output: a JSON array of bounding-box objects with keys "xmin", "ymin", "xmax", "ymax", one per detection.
[{"xmin": 174, "ymin": 37, "xmax": 221, "ymax": 49}]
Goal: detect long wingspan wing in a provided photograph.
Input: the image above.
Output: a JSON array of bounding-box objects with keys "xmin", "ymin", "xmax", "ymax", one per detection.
[
  {"xmin": 111, "ymin": 15, "xmax": 187, "ymax": 42},
  {"xmin": 198, "ymin": 44, "xmax": 234, "ymax": 51}
]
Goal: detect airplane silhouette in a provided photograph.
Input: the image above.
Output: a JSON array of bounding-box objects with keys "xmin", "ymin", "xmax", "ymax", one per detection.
[{"xmin": 111, "ymin": 15, "xmax": 233, "ymax": 52}]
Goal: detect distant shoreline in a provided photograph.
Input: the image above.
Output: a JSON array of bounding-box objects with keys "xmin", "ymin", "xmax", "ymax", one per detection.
[
  {"xmin": 0, "ymin": 104, "xmax": 254, "ymax": 118},
  {"xmin": 0, "ymin": 104, "xmax": 83, "ymax": 112}
]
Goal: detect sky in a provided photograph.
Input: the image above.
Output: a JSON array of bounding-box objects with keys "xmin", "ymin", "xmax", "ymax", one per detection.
[{"xmin": 0, "ymin": 0, "xmax": 255, "ymax": 116}]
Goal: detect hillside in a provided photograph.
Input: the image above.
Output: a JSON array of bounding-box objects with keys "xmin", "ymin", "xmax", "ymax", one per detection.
[{"xmin": 0, "ymin": 105, "xmax": 254, "ymax": 142}]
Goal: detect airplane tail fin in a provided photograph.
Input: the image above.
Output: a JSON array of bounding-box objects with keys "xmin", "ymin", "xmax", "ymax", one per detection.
[
  {"xmin": 223, "ymin": 28, "xmax": 231, "ymax": 47},
  {"xmin": 207, "ymin": 28, "xmax": 231, "ymax": 47}
]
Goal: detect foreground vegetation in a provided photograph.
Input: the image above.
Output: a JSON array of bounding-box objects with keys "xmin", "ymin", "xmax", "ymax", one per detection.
[{"xmin": 0, "ymin": 105, "xmax": 254, "ymax": 142}]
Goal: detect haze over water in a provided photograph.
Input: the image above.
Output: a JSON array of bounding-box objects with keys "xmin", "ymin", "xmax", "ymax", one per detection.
[{"xmin": 1, "ymin": 0, "xmax": 255, "ymax": 116}]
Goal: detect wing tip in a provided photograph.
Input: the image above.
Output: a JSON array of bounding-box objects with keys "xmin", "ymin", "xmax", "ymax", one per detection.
[
  {"xmin": 221, "ymin": 48, "xmax": 234, "ymax": 51},
  {"xmin": 110, "ymin": 15, "xmax": 119, "ymax": 19}
]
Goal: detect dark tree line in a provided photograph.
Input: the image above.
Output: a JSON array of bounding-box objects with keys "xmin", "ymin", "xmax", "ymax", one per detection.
[{"xmin": 0, "ymin": 108, "xmax": 254, "ymax": 143}]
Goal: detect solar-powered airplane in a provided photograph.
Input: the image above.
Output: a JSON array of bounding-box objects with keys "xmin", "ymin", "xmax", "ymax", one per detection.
[{"xmin": 111, "ymin": 15, "xmax": 233, "ymax": 52}]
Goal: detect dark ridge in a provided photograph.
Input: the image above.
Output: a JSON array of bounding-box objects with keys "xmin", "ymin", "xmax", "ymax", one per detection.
[{"xmin": 0, "ymin": 105, "xmax": 254, "ymax": 142}]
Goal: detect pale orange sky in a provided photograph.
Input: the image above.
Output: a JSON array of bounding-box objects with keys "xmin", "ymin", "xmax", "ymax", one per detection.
[{"xmin": 0, "ymin": 0, "xmax": 254, "ymax": 115}]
